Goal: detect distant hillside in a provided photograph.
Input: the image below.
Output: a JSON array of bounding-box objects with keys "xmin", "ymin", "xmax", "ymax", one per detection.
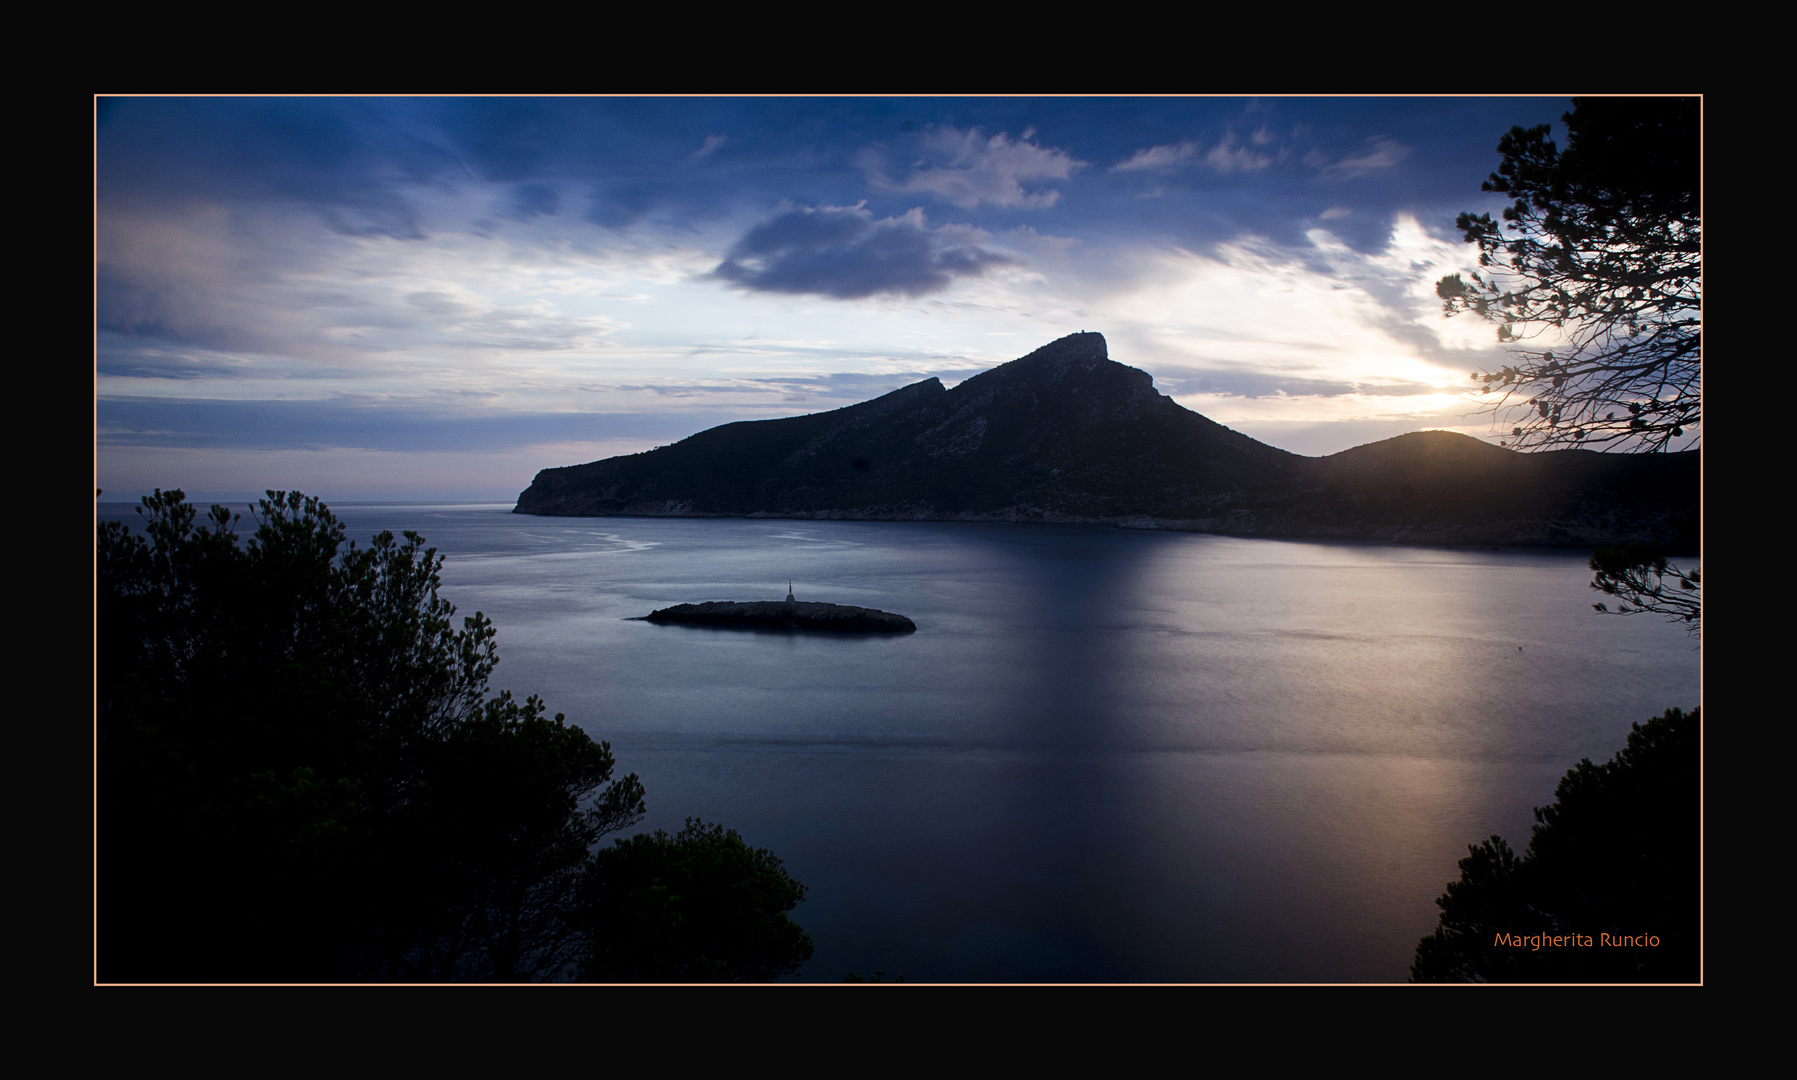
[{"xmin": 515, "ymin": 333, "xmax": 1698, "ymax": 548}]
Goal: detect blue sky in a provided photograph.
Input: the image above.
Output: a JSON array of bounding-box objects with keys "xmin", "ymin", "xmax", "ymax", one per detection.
[{"xmin": 96, "ymin": 96, "xmax": 1576, "ymax": 501}]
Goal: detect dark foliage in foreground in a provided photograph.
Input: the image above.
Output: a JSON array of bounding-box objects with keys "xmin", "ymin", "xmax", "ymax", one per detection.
[
  {"xmin": 97, "ymin": 489, "xmax": 808, "ymax": 981},
  {"xmin": 1441, "ymin": 98, "xmax": 1701, "ymax": 633},
  {"xmin": 1588, "ymin": 504, "xmax": 1701, "ymax": 636},
  {"xmin": 1411, "ymin": 707, "xmax": 1698, "ymax": 982},
  {"xmin": 577, "ymin": 818, "xmax": 814, "ymax": 982},
  {"xmin": 1439, "ymin": 97, "xmax": 1699, "ymax": 454}
]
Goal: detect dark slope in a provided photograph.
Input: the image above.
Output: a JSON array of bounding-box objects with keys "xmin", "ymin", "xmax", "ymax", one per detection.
[
  {"xmin": 1230, "ymin": 430, "xmax": 1701, "ymax": 547},
  {"xmin": 515, "ymin": 333, "xmax": 1698, "ymax": 547},
  {"xmin": 517, "ymin": 333, "xmax": 1306, "ymax": 522}
]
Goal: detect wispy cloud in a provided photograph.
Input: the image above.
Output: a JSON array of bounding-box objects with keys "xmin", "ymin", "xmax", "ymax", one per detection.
[
  {"xmin": 1112, "ymin": 132, "xmax": 1275, "ymax": 174},
  {"xmin": 860, "ymin": 126, "xmax": 1084, "ymax": 209},
  {"xmin": 96, "ymin": 395, "xmax": 756, "ymax": 455},
  {"xmin": 1308, "ymin": 137, "xmax": 1411, "ymax": 179},
  {"xmin": 1112, "ymin": 141, "xmax": 1200, "ymax": 173}
]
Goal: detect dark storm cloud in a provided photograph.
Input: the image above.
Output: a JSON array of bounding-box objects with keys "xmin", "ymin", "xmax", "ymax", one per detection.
[{"xmin": 712, "ymin": 204, "xmax": 1011, "ymax": 299}]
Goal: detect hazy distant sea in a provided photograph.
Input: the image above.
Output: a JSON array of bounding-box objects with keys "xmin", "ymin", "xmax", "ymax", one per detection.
[{"xmin": 96, "ymin": 501, "xmax": 1702, "ymax": 982}]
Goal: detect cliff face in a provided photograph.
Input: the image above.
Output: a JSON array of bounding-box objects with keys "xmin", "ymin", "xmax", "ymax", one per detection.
[{"xmin": 515, "ymin": 333, "xmax": 1698, "ymax": 548}]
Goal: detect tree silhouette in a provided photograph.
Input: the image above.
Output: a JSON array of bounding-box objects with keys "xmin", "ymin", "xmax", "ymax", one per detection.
[
  {"xmin": 1438, "ymin": 96, "xmax": 1699, "ymax": 454},
  {"xmin": 99, "ymin": 490, "xmax": 659, "ymax": 981},
  {"xmin": 99, "ymin": 489, "xmax": 818, "ymax": 981},
  {"xmin": 1589, "ymin": 541, "xmax": 1700, "ymax": 630},
  {"xmin": 576, "ymin": 818, "xmax": 814, "ymax": 982},
  {"xmin": 1440, "ymin": 97, "xmax": 1701, "ymax": 634},
  {"xmin": 1411, "ymin": 708, "xmax": 1698, "ymax": 983}
]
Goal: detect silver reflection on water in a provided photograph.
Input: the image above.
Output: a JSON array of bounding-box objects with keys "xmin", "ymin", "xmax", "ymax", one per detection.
[{"xmin": 96, "ymin": 503, "xmax": 1701, "ymax": 982}]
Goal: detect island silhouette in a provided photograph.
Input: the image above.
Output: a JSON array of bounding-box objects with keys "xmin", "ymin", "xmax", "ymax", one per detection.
[
  {"xmin": 517, "ymin": 333, "xmax": 1696, "ymax": 549},
  {"xmin": 634, "ymin": 583, "xmax": 916, "ymax": 633}
]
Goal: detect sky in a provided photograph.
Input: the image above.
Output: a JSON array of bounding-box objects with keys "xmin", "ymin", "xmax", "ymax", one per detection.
[{"xmin": 96, "ymin": 95, "xmax": 1579, "ymax": 502}]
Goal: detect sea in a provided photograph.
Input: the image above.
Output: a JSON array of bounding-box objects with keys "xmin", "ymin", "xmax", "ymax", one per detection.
[{"xmin": 96, "ymin": 501, "xmax": 1703, "ymax": 983}]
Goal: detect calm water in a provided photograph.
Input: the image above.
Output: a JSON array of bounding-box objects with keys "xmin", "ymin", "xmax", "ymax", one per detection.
[{"xmin": 97, "ymin": 502, "xmax": 1702, "ymax": 982}]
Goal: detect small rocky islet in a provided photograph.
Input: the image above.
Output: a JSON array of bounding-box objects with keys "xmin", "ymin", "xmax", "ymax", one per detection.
[{"xmin": 635, "ymin": 592, "xmax": 915, "ymax": 633}]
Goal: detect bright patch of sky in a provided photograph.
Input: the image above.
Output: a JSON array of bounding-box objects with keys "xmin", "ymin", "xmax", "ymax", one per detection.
[{"xmin": 97, "ymin": 96, "xmax": 1575, "ymax": 501}]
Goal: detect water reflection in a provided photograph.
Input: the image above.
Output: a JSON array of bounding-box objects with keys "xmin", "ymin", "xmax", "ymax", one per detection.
[{"xmin": 96, "ymin": 503, "xmax": 1701, "ymax": 981}]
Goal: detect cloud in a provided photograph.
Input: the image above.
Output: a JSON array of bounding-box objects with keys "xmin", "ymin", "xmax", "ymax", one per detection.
[
  {"xmin": 97, "ymin": 98, "xmax": 447, "ymax": 240},
  {"xmin": 689, "ymin": 134, "xmax": 727, "ymax": 161},
  {"xmin": 860, "ymin": 126, "xmax": 1084, "ymax": 209},
  {"xmin": 1311, "ymin": 137, "xmax": 1412, "ymax": 179},
  {"xmin": 614, "ymin": 370, "xmax": 969, "ymax": 408},
  {"xmin": 1001, "ymin": 225, "xmax": 1080, "ymax": 259},
  {"xmin": 95, "ymin": 341, "xmax": 255, "ymax": 381},
  {"xmin": 96, "ymin": 204, "xmax": 335, "ymax": 358},
  {"xmin": 1227, "ymin": 418, "xmax": 1482, "ymax": 458},
  {"xmin": 711, "ymin": 203, "xmax": 1011, "ymax": 299},
  {"xmin": 1112, "ymin": 133, "xmax": 1274, "ymax": 174},
  {"xmin": 96, "ymin": 396, "xmax": 749, "ymax": 453},
  {"xmin": 1112, "ymin": 141, "xmax": 1200, "ymax": 173},
  {"xmin": 1155, "ymin": 369, "xmax": 1364, "ymax": 399}
]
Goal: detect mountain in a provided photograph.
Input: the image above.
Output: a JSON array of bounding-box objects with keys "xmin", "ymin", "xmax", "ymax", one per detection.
[{"xmin": 514, "ymin": 333, "xmax": 1698, "ymax": 548}]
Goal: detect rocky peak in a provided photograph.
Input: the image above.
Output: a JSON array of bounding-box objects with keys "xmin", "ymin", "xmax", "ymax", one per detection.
[
  {"xmin": 957, "ymin": 331, "xmax": 1153, "ymax": 399},
  {"xmin": 1015, "ymin": 331, "xmax": 1108, "ymax": 365},
  {"xmin": 996, "ymin": 331, "xmax": 1111, "ymax": 379}
]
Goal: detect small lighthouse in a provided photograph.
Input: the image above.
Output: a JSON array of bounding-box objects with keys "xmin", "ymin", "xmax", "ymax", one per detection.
[{"xmin": 785, "ymin": 580, "xmax": 796, "ymax": 606}]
